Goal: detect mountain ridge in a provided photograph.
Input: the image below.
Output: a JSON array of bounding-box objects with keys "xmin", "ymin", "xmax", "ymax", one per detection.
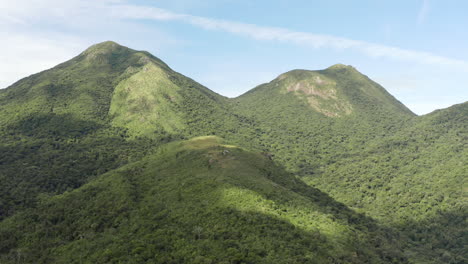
[
  {"xmin": 1, "ymin": 40, "xmax": 456, "ymax": 117},
  {"xmin": 0, "ymin": 41, "xmax": 466, "ymax": 264}
]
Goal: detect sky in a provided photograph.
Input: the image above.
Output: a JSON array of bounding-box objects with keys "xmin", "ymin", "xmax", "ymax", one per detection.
[{"xmin": 1, "ymin": 0, "xmax": 467, "ymax": 115}]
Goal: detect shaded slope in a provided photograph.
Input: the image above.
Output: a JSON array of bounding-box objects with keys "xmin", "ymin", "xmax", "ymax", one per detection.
[{"xmin": 0, "ymin": 137, "xmax": 408, "ymax": 264}]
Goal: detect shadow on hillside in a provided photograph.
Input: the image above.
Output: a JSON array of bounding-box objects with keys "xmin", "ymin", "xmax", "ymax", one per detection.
[
  {"xmin": 0, "ymin": 113, "xmax": 157, "ymax": 220},
  {"xmin": 4, "ymin": 112, "xmax": 103, "ymax": 139},
  {"xmin": 0, "ymin": 204, "xmax": 398, "ymax": 263},
  {"xmin": 0, "ymin": 174, "xmax": 408, "ymax": 264},
  {"xmin": 230, "ymin": 154, "xmax": 393, "ymax": 232},
  {"xmin": 143, "ymin": 141, "xmax": 411, "ymax": 263},
  {"xmin": 393, "ymin": 209, "xmax": 467, "ymax": 264}
]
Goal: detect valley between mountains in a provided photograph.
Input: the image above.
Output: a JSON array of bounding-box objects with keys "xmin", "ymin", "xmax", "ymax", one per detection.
[{"xmin": 0, "ymin": 41, "xmax": 466, "ymax": 263}]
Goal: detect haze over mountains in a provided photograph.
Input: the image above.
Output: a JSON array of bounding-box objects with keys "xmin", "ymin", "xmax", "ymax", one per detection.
[{"xmin": 0, "ymin": 41, "xmax": 466, "ymax": 264}]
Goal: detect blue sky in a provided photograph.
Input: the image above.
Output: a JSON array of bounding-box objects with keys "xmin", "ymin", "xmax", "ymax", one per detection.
[{"xmin": 1, "ymin": 0, "xmax": 467, "ymax": 115}]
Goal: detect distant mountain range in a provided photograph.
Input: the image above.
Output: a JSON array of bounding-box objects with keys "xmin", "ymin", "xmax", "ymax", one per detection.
[{"xmin": 0, "ymin": 41, "xmax": 466, "ymax": 264}]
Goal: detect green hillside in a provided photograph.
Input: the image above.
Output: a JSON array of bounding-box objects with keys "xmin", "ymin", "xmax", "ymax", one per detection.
[
  {"xmin": 0, "ymin": 137, "xmax": 408, "ymax": 263},
  {"xmin": 238, "ymin": 65, "xmax": 414, "ymax": 117}
]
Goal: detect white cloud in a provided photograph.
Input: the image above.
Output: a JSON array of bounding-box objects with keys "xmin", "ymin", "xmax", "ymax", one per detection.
[
  {"xmin": 110, "ymin": 4, "xmax": 468, "ymax": 72},
  {"xmin": 0, "ymin": 31, "xmax": 86, "ymax": 88},
  {"xmin": 417, "ymin": 0, "xmax": 430, "ymax": 25},
  {"xmin": 0, "ymin": 0, "xmax": 120, "ymax": 88}
]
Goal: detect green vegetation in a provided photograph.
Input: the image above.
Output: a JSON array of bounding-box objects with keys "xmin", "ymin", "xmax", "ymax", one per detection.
[{"xmin": 0, "ymin": 41, "xmax": 466, "ymax": 263}]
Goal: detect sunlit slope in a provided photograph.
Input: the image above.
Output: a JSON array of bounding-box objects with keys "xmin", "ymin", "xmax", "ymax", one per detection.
[{"xmin": 0, "ymin": 137, "xmax": 407, "ymax": 264}]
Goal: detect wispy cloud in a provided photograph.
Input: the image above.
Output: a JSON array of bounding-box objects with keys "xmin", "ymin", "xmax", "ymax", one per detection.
[
  {"xmin": 2, "ymin": 0, "xmax": 468, "ymax": 90},
  {"xmin": 111, "ymin": 4, "xmax": 468, "ymax": 72},
  {"xmin": 417, "ymin": 0, "xmax": 430, "ymax": 25}
]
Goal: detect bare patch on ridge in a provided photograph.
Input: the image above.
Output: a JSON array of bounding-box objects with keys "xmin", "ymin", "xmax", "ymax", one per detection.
[{"xmin": 285, "ymin": 75, "xmax": 352, "ymax": 117}]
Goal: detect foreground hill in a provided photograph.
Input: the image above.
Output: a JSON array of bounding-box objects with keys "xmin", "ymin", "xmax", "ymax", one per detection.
[{"xmin": 0, "ymin": 137, "xmax": 408, "ymax": 263}]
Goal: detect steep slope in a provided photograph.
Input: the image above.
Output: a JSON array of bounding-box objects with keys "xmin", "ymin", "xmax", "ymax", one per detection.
[
  {"xmin": 1, "ymin": 42, "xmax": 167, "ymax": 125},
  {"xmin": 0, "ymin": 137, "xmax": 408, "ymax": 264},
  {"xmin": 0, "ymin": 41, "xmax": 229, "ymax": 138},
  {"xmin": 0, "ymin": 41, "xmax": 242, "ymax": 219}
]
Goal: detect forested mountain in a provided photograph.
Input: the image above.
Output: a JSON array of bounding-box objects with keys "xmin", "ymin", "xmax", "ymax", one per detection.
[
  {"xmin": 0, "ymin": 41, "xmax": 466, "ymax": 263},
  {"xmin": 233, "ymin": 68, "xmax": 467, "ymax": 263}
]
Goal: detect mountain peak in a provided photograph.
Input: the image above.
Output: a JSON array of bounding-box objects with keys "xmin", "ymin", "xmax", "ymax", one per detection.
[
  {"xmin": 275, "ymin": 64, "xmax": 358, "ymax": 81},
  {"xmin": 81, "ymin": 41, "xmax": 133, "ymax": 61},
  {"xmin": 84, "ymin": 40, "xmax": 125, "ymax": 52},
  {"xmin": 325, "ymin": 64, "xmax": 361, "ymax": 74},
  {"xmin": 327, "ymin": 63, "xmax": 353, "ymax": 69}
]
